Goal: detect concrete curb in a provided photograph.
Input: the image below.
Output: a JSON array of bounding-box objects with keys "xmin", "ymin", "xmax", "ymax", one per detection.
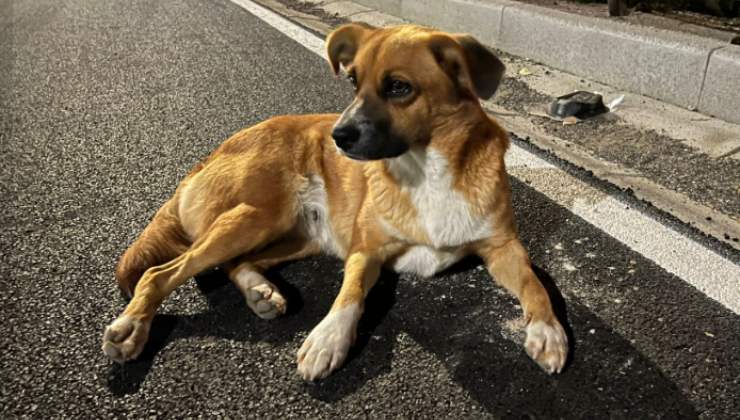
[{"xmin": 353, "ymin": 0, "xmax": 740, "ymax": 124}]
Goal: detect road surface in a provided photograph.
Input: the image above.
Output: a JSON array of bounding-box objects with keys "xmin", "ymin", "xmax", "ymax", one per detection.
[{"xmin": 1, "ymin": 0, "xmax": 738, "ymax": 418}]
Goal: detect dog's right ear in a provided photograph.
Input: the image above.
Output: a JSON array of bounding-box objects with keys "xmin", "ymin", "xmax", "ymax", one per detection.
[{"xmin": 326, "ymin": 23, "xmax": 376, "ymax": 74}]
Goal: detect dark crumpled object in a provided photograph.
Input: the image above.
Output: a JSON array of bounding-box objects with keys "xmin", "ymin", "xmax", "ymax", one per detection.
[{"xmin": 549, "ymin": 91, "xmax": 609, "ymax": 120}]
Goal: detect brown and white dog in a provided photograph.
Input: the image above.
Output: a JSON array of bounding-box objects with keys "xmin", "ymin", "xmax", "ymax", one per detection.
[{"xmin": 102, "ymin": 24, "xmax": 568, "ymax": 380}]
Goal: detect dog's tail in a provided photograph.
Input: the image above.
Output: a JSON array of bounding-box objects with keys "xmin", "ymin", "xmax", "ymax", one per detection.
[{"xmin": 115, "ymin": 199, "xmax": 190, "ymax": 299}]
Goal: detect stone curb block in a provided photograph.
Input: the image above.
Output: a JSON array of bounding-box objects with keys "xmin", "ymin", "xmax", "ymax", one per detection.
[
  {"xmin": 349, "ymin": 10, "xmax": 408, "ymax": 26},
  {"xmin": 354, "ymin": 0, "xmax": 402, "ymax": 16},
  {"xmin": 353, "ymin": 0, "xmax": 739, "ymax": 124},
  {"xmin": 498, "ymin": 4, "xmax": 723, "ymax": 111},
  {"xmin": 699, "ymin": 46, "xmax": 740, "ymax": 124},
  {"xmin": 323, "ymin": 1, "xmax": 372, "ymax": 16},
  {"xmin": 401, "ymin": 0, "xmax": 514, "ymax": 47}
]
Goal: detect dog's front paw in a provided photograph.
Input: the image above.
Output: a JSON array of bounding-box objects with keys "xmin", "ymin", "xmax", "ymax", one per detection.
[
  {"xmin": 296, "ymin": 304, "xmax": 361, "ymax": 381},
  {"xmin": 101, "ymin": 315, "xmax": 151, "ymax": 363},
  {"xmin": 525, "ymin": 318, "xmax": 568, "ymax": 374}
]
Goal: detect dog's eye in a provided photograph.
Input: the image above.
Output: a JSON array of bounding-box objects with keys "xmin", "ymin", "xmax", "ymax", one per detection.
[{"xmin": 385, "ymin": 79, "xmax": 412, "ymax": 99}]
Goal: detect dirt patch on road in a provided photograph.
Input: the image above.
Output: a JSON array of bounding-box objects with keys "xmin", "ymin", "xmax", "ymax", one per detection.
[
  {"xmin": 536, "ymin": 114, "xmax": 740, "ymax": 219},
  {"xmin": 275, "ymin": 0, "xmax": 347, "ymax": 27},
  {"xmin": 494, "ymin": 77, "xmax": 552, "ymax": 114}
]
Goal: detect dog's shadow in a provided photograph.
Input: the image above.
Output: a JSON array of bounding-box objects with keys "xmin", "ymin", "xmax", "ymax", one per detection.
[
  {"xmin": 106, "ymin": 178, "xmax": 698, "ymax": 417},
  {"xmin": 105, "ymin": 262, "xmax": 399, "ymax": 397},
  {"xmin": 106, "ymin": 258, "xmax": 695, "ymax": 417},
  {"xmin": 305, "ymin": 263, "xmax": 694, "ymax": 418}
]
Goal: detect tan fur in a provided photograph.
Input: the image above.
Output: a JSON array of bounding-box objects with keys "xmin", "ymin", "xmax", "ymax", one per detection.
[{"xmin": 103, "ymin": 24, "xmax": 568, "ymax": 379}]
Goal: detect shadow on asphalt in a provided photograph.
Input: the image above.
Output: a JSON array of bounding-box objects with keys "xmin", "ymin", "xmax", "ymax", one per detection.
[{"xmin": 106, "ymin": 179, "xmax": 698, "ymax": 417}]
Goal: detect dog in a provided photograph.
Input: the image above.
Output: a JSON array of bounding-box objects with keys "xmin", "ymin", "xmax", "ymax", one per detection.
[{"xmin": 102, "ymin": 23, "xmax": 568, "ymax": 381}]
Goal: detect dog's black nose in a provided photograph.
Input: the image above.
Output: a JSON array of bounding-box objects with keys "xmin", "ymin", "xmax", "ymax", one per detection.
[{"xmin": 332, "ymin": 125, "xmax": 360, "ymax": 150}]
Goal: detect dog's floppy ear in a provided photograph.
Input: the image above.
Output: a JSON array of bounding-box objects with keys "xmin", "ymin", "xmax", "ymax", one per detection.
[
  {"xmin": 430, "ymin": 34, "xmax": 505, "ymax": 100},
  {"xmin": 326, "ymin": 23, "xmax": 376, "ymax": 75}
]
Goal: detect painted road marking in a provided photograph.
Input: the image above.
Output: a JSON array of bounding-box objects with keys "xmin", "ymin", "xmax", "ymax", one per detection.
[{"xmin": 229, "ymin": 0, "xmax": 740, "ymax": 314}]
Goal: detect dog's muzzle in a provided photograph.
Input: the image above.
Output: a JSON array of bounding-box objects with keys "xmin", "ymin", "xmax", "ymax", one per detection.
[
  {"xmin": 332, "ymin": 124, "xmax": 361, "ymax": 152},
  {"xmin": 332, "ymin": 101, "xmax": 408, "ymax": 161}
]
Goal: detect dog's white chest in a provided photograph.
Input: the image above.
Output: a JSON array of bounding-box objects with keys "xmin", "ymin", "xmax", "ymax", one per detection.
[
  {"xmin": 386, "ymin": 149, "xmax": 491, "ymax": 248},
  {"xmin": 392, "ymin": 245, "xmax": 465, "ymax": 277}
]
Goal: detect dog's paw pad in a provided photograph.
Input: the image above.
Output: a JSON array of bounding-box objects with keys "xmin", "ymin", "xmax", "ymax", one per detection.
[
  {"xmin": 101, "ymin": 315, "xmax": 151, "ymax": 363},
  {"xmin": 234, "ymin": 270, "xmax": 287, "ymax": 320},
  {"xmin": 245, "ymin": 282, "xmax": 287, "ymax": 320},
  {"xmin": 525, "ymin": 319, "xmax": 568, "ymax": 374},
  {"xmin": 296, "ymin": 305, "xmax": 360, "ymax": 381}
]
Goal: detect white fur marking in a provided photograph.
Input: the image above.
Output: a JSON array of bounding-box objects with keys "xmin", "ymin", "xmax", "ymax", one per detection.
[
  {"xmin": 178, "ymin": 179, "xmax": 205, "ymax": 241},
  {"xmin": 234, "ymin": 268, "xmax": 286, "ymax": 319},
  {"xmin": 297, "ymin": 175, "xmax": 345, "ymax": 257},
  {"xmin": 297, "ymin": 304, "xmax": 361, "ymax": 380},
  {"xmin": 385, "ymin": 148, "xmax": 492, "ymax": 248},
  {"xmin": 102, "ymin": 315, "xmax": 151, "ymax": 363},
  {"xmin": 525, "ymin": 320, "xmax": 568, "ymax": 374},
  {"xmin": 234, "ymin": 269, "xmax": 266, "ymax": 291},
  {"xmin": 392, "ymin": 246, "xmax": 464, "ymax": 277}
]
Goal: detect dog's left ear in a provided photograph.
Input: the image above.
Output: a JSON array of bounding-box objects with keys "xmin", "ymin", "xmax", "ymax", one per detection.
[
  {"xmin": 430, "ymin": 34, "xmax": 505, "ymax": 100},
  {"xmin": 326, "ymin": 23, "xmax": 376, "ymax": 75}
]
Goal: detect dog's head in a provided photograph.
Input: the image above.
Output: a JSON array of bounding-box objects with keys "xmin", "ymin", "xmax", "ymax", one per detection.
[{"xmin": 326, "ymin": 24, "xmax": 505, "ymax": 161}]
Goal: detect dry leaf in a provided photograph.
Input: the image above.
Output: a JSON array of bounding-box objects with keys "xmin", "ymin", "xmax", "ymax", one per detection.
[{"xmin": 563, "ymin": 116, "xmax": 579, "ymax": 125}]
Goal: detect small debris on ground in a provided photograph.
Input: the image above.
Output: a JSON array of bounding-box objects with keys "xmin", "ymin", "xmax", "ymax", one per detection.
[
  {"xmin": 549, "ymin": 90, "xmax": 610, "ymax": 120},
  {"xmin": 563, "ymin": 116, "xmax": 579, "ymax": 125},
  {"xmin": 607, "ymin": 94, "xmax": 625, "ymax": 111}
]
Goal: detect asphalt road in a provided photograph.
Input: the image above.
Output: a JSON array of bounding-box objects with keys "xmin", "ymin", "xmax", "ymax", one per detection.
[{"xmin": 1, "ymin": 0, "xmax": 738, "ymax": 418}]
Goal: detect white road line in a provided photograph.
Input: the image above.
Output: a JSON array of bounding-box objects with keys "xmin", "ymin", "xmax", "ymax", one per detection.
[
  {"xmin": 512, "ymin": 146, "xmax": 740, "ymax": 315},
  {"xmin": 228, "ymin": 0, "xmax": 740, "ymax": 314},
  {"xmin": 505, "ymin": 145, "xmax": 555, "ymax": 169},
  {"xmin": 230, "ymin": 0, "xmax": 325, "ymax": 55}
]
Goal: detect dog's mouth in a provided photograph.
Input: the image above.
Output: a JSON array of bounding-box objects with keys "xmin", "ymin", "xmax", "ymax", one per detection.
[
  {"xmin": 339, "ymin": 150, "xmax": 373, "ymax": 162},
  {"xmin": 334, "ymin": 143, "xmax": 376, "ymax": 161},
  {"xmin": 337, "ymin": 141, "xmax": 410, "ymax": 162}
]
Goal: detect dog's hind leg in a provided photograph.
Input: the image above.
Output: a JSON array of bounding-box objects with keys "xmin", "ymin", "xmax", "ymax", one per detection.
[
  {"xmin": 102, "ymin": 203, "xmax": 295, "ymax": 363},
  {"xmin": 226, "ymin": 237, "xmax": 320, "ymax": 319},
  {"xmin": 115, "ymin": 199, "xmax": 190, "ymax": 299}
]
